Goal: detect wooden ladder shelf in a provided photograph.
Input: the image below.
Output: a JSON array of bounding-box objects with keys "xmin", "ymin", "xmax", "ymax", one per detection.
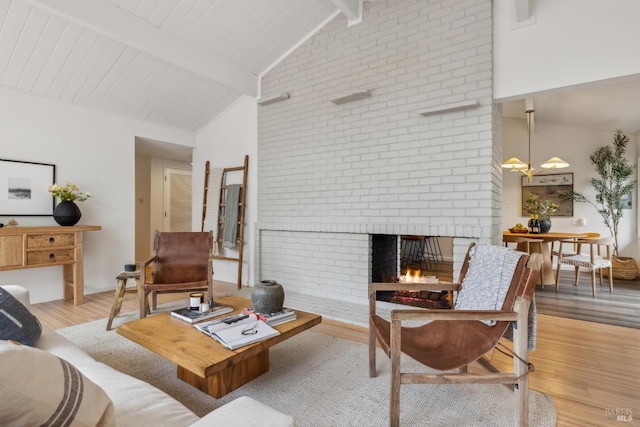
[{"xmin": 201, "ymin": 155, "xmax": 248, "ymax": 289}]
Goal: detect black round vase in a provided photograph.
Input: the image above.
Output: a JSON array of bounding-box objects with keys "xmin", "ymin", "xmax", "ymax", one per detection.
[
  {"xmin": 251, "ymin": 280, "xmax": 285, "ymax": 314},
  {"xmin": 540, "ymin": 219, "xmax": 552, "ymax": 234},
  {"xmin": 53, "ymin": 201, "xmax": 81, "ymax": 226}
]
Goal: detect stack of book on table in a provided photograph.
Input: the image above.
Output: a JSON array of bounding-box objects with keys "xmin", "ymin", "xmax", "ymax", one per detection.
[
  {"xmin": 242, "ymin": 307, "xmax": 297, "ymax": 326},
  {"xmin": 193, "ymin": 313, "xmax": 280, "ymax": 350},
  {"xmin": 170, "ymin": 301, "xmax": 233, "ymax": 324}
]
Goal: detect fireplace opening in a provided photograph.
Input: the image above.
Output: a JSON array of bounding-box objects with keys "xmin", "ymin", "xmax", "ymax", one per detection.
[{"xmin": 371, "ymin": 234, "xmax": 453, "ymax": 309}]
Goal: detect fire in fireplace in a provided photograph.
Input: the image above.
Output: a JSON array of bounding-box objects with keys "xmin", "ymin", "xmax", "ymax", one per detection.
[{"xmin": 371, "ymin": 235, "xmax": 452, "ymax": 309}]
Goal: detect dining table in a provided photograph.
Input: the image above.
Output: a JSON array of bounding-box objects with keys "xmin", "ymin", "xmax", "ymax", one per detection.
[{"xmin": 502, "ymin": 231, "xmax": 600, "ymax": 286}]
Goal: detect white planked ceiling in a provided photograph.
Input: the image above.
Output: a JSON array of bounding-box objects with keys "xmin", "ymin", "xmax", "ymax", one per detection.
[
  {"xmin": 0, "ymin": 0, "xmax": 339, "ymax": 131},
  {"xmin": 1, "ymin": 0, "xmax": 639, "ymax": 135}
]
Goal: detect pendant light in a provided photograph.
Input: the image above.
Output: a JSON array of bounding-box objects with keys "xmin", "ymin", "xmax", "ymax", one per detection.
[{"xmin": 502, "ymin": 109, "xmax": 569, "ymax": 183}]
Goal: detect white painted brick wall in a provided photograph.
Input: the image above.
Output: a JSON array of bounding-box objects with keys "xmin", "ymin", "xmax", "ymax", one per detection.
[
  {"xmin": 257, "ymin": 0, "xmax": 496, "ymax": 304},
  {"xmin": 258, "ymin": 231, "xmax": 370, "ymax": 305}
]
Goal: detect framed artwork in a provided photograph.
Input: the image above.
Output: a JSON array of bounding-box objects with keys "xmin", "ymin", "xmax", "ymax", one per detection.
[
  {"xmin": 521, "ymin": 172, "xmax": 573, "ymax": 217},
  {"xmin": 0, "ymin": 159, "xmax": 56, "ymax": 216},
  {"xmin": 620, "ymin": 191, "xmax": 632, "ymax": 209}
]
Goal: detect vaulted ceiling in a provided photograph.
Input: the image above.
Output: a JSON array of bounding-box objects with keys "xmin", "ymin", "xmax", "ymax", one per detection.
[
  {"xmin": 2, "ymin": 0, "xmax": 639, "ymax": 135},
  {"xmin": 0, "ymin": 0, "xmax": 342, "ymax": 131}
]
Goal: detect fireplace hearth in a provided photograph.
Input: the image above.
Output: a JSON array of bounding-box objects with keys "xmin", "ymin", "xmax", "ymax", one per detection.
[{"xmin": 376, "ymin": 288, "xmax": 452, "ymax": 309}]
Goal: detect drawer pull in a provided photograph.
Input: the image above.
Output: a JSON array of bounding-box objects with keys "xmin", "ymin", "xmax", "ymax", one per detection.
[
  {"xmin": 49, "ymin": 253, "xmax": 55, "ymax": 259},
  {"xmin": 49, "ymin": 237, "xmax": 55, "ymax": 243}
]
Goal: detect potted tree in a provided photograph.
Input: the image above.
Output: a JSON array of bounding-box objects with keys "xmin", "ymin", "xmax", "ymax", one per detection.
[
  {"xmin": 524, "ymin": 193, "xmax": 558, "ymax": 233},
  {"xmin": 562, "ymin": 130, "xmax": 638, "ymax": 279}
]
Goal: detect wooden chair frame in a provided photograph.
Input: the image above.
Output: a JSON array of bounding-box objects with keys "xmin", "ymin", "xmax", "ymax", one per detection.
[
  {"xmin": 139, "ymin": 231, "xmax": 214, "ymax": 319},
  {"xmin": 554, "ymin": 236, "xmax": 614, "ymax": 296},
  {"xmin": 369, "ymin": 244, "xmax": 542, "ymax": 427}
]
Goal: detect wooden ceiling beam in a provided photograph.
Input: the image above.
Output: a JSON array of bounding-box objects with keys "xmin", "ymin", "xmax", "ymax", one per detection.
[{"xmin": 331, "ymin": 0, "xmax": 362, "ymax": 26}]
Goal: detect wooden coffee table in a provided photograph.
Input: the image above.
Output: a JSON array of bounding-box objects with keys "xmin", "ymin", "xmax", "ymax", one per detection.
[{"xmin": 117, "ymin": 295, "xmax": 321, "ymax": 398}]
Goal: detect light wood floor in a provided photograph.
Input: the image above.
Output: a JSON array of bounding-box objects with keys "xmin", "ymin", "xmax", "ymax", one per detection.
[{"xmin": 30, "ymin": 282, "xmax": 640, "ymax": 427}]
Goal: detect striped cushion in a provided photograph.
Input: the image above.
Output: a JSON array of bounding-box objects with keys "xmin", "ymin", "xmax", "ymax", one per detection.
[{"xmin": 0, "ymin": 340, "xmax": 115, "ymax": 427}]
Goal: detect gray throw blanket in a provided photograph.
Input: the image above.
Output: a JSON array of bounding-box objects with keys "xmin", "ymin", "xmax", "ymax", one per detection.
[
  {"xmin": 504, "ymin": 296, "xmax": 537, "ymax": 351},
  {"xmin": 455, "ymin": 244, "xmax": 537, "ymax": 350},
  {"xmin": 222, "ymin": 184, "xmax": 241, "ymax": 249},
  {"xmin": 455, "ymin": 244, "xmax": 523, "ymax": 325}
]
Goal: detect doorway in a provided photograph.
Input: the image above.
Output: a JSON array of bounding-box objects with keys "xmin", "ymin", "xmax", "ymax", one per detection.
[
  {"xmin": 134, "ymin": 137, "xmax": 193, "ymax": 262},
  {"xmin": 163, "ymin": 167, "xmax": 192, "ymax": 231}
]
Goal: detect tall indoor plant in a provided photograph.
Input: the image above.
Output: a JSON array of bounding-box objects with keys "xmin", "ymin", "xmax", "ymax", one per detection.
[{"xmin": 562, "ymin": 130, "xmax": 638, "ymax": 277}]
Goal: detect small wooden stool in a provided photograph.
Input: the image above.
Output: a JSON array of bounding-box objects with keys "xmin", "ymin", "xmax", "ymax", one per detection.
[{"xmin": 106, "ymin": 271, "xmax": 142, "ymax": 330}]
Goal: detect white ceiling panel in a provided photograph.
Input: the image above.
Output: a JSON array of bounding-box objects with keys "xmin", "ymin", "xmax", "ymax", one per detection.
[
  {"xmin": 2, "ymin": 0, "xmax": 639, "ymax": 137},
  {"xmin": 0, "ymin": 1, "xmax": 32, "ymax": 77},
  {"xmin": 72, "ymin": 40, "xmax": 130, "ymax": 105},
  {"xmin": 107, "ymin": 0, "xmax": 338, "ymax": 75},
  {"xmin": 31, "ymin": 23, "xmax": 85, "ymax": 95},
  {"xmin": 1, "ymin": 6, "xmax": 49, "ymax": 87},
  {"xmin": 59, "ymin": 35, "xmax": 114, "ymax": 102},
  {"xmin": 46, "ymin": 30, "xmax": 100, "ymax": 99},
  {"xmin": 1, "ymin": 0, "xmax": 339, "ymax": 131},
  {"xmin": 16, "ymin": 14, "xmax": 67, "ymax": 91}
]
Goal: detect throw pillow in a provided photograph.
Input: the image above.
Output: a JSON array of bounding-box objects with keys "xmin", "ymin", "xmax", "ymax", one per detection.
[
  {"xmin": 0, "ymin": 287, "xmax": 42, "ymax": 345},
  {"xmin": 0, "ymin": 340, "xmax": 116, "ymax": 427}
]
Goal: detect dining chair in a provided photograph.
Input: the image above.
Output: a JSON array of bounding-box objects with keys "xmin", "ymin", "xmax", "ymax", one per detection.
[
  {"xmin": 554, "ymin": 236, "xmax": 614, "ymax": 296},
  {"xmin": 550, "ymin": 232, "xmax": 600, "ymax": 265}
]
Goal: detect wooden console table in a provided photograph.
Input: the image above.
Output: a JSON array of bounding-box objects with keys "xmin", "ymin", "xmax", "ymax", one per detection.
[{"xmin": 0, "ymin": 225, "xmax": 101, "ymax": 305}]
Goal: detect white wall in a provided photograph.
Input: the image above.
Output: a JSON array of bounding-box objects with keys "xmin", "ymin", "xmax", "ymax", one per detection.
[
  {"xmin": 0, "ymin": 87, "xmax": 195, "ymax": 303},
  {"xmin": 494, "ymin": 0, "xmax": 640, "ymax": 100},
  {"xmin": 193, "ymin": 95, "xmax": 258, "ymax": 286},
  {"xmin": 134, "ymin": 153, "xmax": 151, "ymax": 262},
  {"xmin": 502, "ymin": 117, "xmax": 638, "ymax": 259}
]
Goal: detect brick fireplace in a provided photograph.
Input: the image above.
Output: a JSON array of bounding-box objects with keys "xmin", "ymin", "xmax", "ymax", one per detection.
[{"xmin": 256, "ymin": 0, "xmax": 501, "ymax": 307}]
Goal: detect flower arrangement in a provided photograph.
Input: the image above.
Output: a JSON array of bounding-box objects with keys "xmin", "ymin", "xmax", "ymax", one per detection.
[
  {"xmin": 524, "ymin": 193, "xmax": 558, "ymax": 220},
  {"xmin": 48, "ymin": 182, "xmax": 92, "ymax": 202}
]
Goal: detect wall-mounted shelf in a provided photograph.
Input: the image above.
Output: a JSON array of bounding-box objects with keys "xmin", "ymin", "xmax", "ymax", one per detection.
[
  {"xmin": 258, "ymin": 93, "xmax": 290, "ymax": 106},
  {"xmin": 331, "ymin": 90, "xmax": 371, "ymax": 105},
  {"xmin": 417, "ymin": 100, "xmax": 479, "ymax": 116}
]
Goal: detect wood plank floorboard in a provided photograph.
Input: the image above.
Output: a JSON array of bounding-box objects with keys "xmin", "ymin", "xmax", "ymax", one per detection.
[
  {"xmin": 26, "ymin": 276, "xmax": 640, "ymax": 427},
  {"xmin": 535, "ymin": 270, "xmax": 640, "ymax": 329}
]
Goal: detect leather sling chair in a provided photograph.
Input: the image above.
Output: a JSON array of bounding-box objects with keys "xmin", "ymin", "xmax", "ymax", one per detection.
[
  {"xmin": 369, "ymin": 243, "xmax": 542, "ymax": 427},
  {"xmin": 140, "ymin": 231, "xmax": 214, "ymax": 319}
]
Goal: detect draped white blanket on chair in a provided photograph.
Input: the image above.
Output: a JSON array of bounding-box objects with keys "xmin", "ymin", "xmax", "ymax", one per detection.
[{"xmin": 455, "ymin": 244, "xmax": 525, "ymax": 325}]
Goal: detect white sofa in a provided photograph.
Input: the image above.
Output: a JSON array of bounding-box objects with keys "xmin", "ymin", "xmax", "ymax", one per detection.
[{"xmin": 0, "ymin": 285, "xmax": 295, "ymax": 427}]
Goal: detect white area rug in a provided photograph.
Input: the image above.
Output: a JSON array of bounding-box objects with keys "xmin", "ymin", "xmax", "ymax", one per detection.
[{"xmin": 58, "ymin": 313, "xmax": 556, "ymax": 427}]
